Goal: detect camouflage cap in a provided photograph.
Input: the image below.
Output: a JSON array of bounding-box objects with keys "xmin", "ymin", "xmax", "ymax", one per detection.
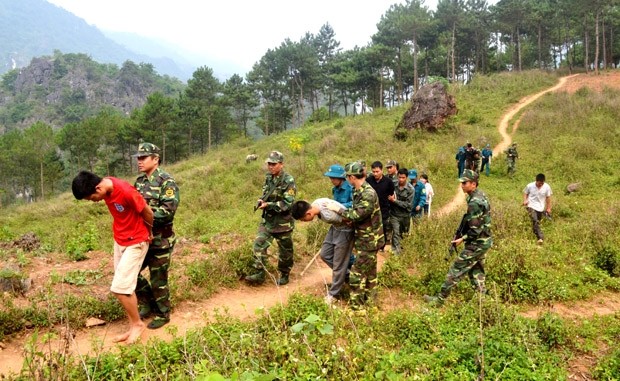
[
  {"xmin": 408, "ymin": 169, "xmax": 418, "ymax": 179},
  {"xmin": 265, "ymin": 150, "xmax": 284, "ymax": 163},
  {"xmin": 324, "ymin": 164, "xmax": 346, "ymax": 179},
  {"xmin": 345, "ymin": 162, "xmax": 364, "ymax": 176},
  {"xmin": 459, "ymin": 169, "xmax": 479, "ymax": 183},
  {"xmin": 132, "ymin": 142, "xmax": 160, "ymax": 157},
  {"xmin": 512, "ymin": 142, "xmax": 517, "ymax": 146},
  {"xmin": 386, "ymin": 160, "xmax": 397, "ymax": 167}
]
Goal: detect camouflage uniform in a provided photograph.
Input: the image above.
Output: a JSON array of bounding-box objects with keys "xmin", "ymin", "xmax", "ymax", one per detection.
[
  {"xmin": 505, "ymin": 143, "xmax": 519, "ymax": 177},
  {"xmin": 134, "ymin": 146, "xmax": 179, "ymax": 322},
  {"xmin": 251, "ymin": 166, "xmax": 297, "ymax": 278},
  {"xmin": 338, "ymin": 163, "xmax": 384, "ymax": 307},
  {"xmin": 439, "ymin": 180, "xmax": 492, "ymax": 300}
]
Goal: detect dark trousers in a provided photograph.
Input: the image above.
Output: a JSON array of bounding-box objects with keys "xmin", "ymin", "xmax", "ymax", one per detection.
[
  {"xmin": 320, "ymin": 226, "xmax": 354, "ymax": 297},
  {"xmin": 527, "ymin": 207, "xmax": 545, "ymax": 240}
]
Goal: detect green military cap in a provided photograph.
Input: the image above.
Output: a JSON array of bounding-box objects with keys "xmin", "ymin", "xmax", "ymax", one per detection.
[
  {"xmin": 132, "ymin": 142, "xmax": 160, "ymax": 157},
  {"xmin": 386, "ymin": 160, "xmax": 397, "ymax": 167},
  {"xmin": 345, "ymin": 162, "xmax": 364, "ymax": 176},
  {"xmin": 265, "ymin": 150, "xmax": 284, "ymax": 163},
  {"xmin": 459, "ymin": 169, "xmax": 479, "ymax": 183}
]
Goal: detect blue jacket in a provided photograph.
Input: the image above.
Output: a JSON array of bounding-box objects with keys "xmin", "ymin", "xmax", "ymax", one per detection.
[
  {"xmin": 332, "ymin": 181, "xmax": 353, "ymax": 208},
  {"xmin": 411, "ymin": 180, "xmax": 427, "ymax": 213}
]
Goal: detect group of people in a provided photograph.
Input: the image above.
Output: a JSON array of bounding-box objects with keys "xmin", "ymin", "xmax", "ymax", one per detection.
[
  {"xmin": 72, "ymin": 142, "xmax": 179, "ymax": 344},
  {"xmin": 243, "ymin": 152, "xmax": 438, "ymax": 308},
  {"xmin": 455, "ymin": 142, "xmax": 519, "ymax": 178},
  {"xmin": 70, "ymin": 142, "xmax": 553, "ymax": 342}
]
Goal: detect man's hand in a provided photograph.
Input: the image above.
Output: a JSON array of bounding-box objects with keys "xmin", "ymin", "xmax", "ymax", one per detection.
[
  {"xmin": 388, "ymin": 194, "xmax": 395, "ymax": 202},
  {"xmin": 451, "ymin": 237, "xmax": 464, "ymax": 246},
  {"xmin": 257, "ymin": 199, "xmax": 268, "ymax": 210}
]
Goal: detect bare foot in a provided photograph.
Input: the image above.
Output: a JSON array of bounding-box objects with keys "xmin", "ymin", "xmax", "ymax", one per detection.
[
  {"xmin": 112, "ymin": 331, "xmax": 130, "ymax": 343},
  {"xmin": 125, "ymin": 324, "xmax": 146, "ymax": 345}
]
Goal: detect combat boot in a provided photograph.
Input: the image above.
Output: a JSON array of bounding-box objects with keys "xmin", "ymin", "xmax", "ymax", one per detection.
[
  {"xmin": 423, "ymin": 294, "xmax": 445, "ymax": 307},
  {"xmin": 147, "ymin": 315, "xmax": 170, "ymax": 329},
  {"xmin": 277, "ymin": 273, "xmax": 289, "ymax": 286},
  {"xmin": 244, "ymin": 271, "xmax": 266, "ymax": 285},
  {"xmin": 138, "ymin": 304, "xmax": 152, "ymax": 319}
]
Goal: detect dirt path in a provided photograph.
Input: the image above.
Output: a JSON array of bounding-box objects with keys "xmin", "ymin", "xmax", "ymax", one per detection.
[
  {"xmin": 435, "ymin": 74, "xmax": 578, "ymax": 218},
  {"xmin": 2, "ymin": 72, "xmax": 620, "ymax": 377}
]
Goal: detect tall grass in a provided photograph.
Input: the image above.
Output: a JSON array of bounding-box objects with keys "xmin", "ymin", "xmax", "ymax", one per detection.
[{"xmin": 3, "ymin": 70, "xmax": 620, "ymax": 379}]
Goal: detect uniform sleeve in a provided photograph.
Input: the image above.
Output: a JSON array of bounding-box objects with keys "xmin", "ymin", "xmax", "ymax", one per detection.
[
  {"xmin": 153, "ymin": 177, "xmax": 179, "ymax": 221},
  {"xmin": 416, "ymin": 186, "xmax": 427, "ymax": 208},
  {"xmin": 269, "ymin": 175, "xmax": 296, "ymax": 213},
  {"xmin": 342, "ymin": 189, "xmax": 373, "ymax": 222},
  {"xmin": 342, "ymin": 187, "xmax": 353, "ymax": 208},
  {"xmin": 394, "ymin": 187, "xmax": 413, "ymax": 212}
]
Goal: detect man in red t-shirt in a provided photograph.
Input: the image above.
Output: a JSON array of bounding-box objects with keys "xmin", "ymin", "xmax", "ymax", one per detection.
[{"xmin": 72, "ymin": 170, "xmax": 154, "ymax": 344}]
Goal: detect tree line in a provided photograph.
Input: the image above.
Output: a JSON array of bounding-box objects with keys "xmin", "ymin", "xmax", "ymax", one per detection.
[{"xmin": 1, "ymin": 0, "xmax": 618, "ymax": 206}]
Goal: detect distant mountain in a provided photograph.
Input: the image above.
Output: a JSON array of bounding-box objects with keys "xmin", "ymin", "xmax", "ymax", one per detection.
[{"xmin": 0, "ymin": 0, "xmax": 195, "ymax": 80}]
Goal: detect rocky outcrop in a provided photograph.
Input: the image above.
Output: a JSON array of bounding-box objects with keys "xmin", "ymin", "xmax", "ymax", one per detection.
[
  {"xmin": 0, "ymin": 53, "xmax": 184, "ymax": 130},
  {"xmin": 394, "ymin": 81, "xmax": 457, "ymax": 139}
]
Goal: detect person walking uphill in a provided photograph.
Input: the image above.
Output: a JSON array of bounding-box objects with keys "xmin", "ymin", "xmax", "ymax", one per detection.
[
  {"xmin": 481, "ymin": 144, "xmax": 493, "ymax": 176},
  {"xmin": 133, "ymin": 143, "xmax": 179, "ymax": 329},
  {"xmin": 424, "ymin": 170, "xmax": 492, "ymax": 306},
  {"xmin": 327, "ymin": 162, "xmax": 384, "ymax": 308},
  {"xmin": 245, "ymin": 151, "xmax": 297, "ymax": 286},
  {"xmin": 72, "ymin": 171, "xmax": 153, "ymax": 344},
  {"xmin": 523, "ymin": 173, "xmax": 552, "ymax": 245},
  {"xmin": 388, "ymin": 168, "xmax": 413, "ymax": 255},
  {"xmin": 505, "ymin": 143, "xmax": 519, "ymax": 177}
]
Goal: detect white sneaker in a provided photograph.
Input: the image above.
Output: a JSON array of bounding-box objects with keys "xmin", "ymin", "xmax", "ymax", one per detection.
[{"xmin": 324, "ymin": 294, "xmax": 336, "ymax": 305}]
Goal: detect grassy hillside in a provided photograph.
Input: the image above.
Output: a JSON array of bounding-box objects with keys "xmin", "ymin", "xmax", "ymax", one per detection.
[{"xmin": 2, "ymin": 70, "xmax": 620, "ymax": 379}]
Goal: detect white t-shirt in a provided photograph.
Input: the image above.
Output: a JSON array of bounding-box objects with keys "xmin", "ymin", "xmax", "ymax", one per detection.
[
  {"xmin": 523, "ymin": 182, "xmax": 552, "ymax": 212},
  {"xmin": 311, "ymin": 198, "xmax": 346, "ymax": 226},
  {"xmin": 424, "ymin": 183, "xmax": 434, "ymax": 205}
]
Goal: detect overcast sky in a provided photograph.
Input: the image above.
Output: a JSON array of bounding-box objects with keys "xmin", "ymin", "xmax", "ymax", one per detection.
[{"xmin": 46, "ymin": 0, "xmax": 443, "ymax": 74}]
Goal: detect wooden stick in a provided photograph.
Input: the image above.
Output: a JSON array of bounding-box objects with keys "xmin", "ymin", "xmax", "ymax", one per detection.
[{"xmin": 300, "ymin": 249, "xmax": 322, "ymax": 276}]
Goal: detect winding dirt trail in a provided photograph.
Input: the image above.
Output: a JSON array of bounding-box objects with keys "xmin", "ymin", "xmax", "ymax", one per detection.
[
  {"xmin": 2, "ymin": 72, "xmax": 619, "ymax": 377},
  {"xmin": 435, "ymin": 74, "xmax": 578, "ymax": 218}
]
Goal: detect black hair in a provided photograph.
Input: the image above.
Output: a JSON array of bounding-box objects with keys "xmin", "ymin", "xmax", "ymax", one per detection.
[
  {"xmin": 421, "ymin": 173, "xmax": 429, "ymax": 180},
  {"xmin": 536, "ymin": 173, "xmax": 545, "ymax": 182},
  {"xmin": 397, "ymin": 168, "xmax": 409, "ymax": 176},
  {"xmin": 371, "ymin": 161, "xmax": 383, "ymax": 169},
  {"xmin": 291, "ymin": 200, "xmax": 312, "ymax": 220},
  {"xmin": 72, "ymin": 170, "xmax": 101, "ymax": 200}
]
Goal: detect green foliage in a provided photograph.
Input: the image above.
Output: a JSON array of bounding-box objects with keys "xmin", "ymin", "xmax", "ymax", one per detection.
[
  {"xmin": 65, "ymin": 221, "xmax": 99, "ymax": 261},
  {"xmin": 593, "ymin": 246, "xmax": 620, "ymax": 277},
  {"xmin": 536, "ymin": 312, "xmax": 568, "ymax": 349}
]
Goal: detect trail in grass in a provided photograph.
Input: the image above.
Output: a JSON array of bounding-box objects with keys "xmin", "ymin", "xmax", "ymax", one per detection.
[
  {"xmin": 0, "ymin": 73, "xmax": 605, "ymax": 378},
  {"xmin": 435, "ymin": 74, "xmax": 578, "ymax": 218}
]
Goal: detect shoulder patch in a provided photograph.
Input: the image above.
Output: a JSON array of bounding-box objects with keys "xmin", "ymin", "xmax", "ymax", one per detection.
[
  {"xmin": 287, "ymin": 188, "xmax": 296, "ymax": 196},
  {"xmin": 165, "ymin": 189, "xmax": 175, "ymax": 198}
]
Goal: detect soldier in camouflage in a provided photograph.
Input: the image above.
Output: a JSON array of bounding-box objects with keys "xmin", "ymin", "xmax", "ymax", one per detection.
[
  {"xmin": 133, "ymin": 142, "xmax": 180, "ymax": 329},
  {"xmin": 505, "ymin": 142, "xmax": 519, "ymax": 177},
  {"xmin": 424, "ymin": 169, "xmax": 492, "ymax": 306},
  {"xmin": 327, "ymin": 162, "xmax": 384, "ymax": 308},
  {"xmin": 245, "ymin": 151, "xmax": 297, "ymax": 286}
]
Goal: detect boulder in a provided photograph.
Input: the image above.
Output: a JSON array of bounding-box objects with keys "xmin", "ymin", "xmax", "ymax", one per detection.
[{"xmin": 395, "ymin": 81, "xmax": 457, "ymax": 138}]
